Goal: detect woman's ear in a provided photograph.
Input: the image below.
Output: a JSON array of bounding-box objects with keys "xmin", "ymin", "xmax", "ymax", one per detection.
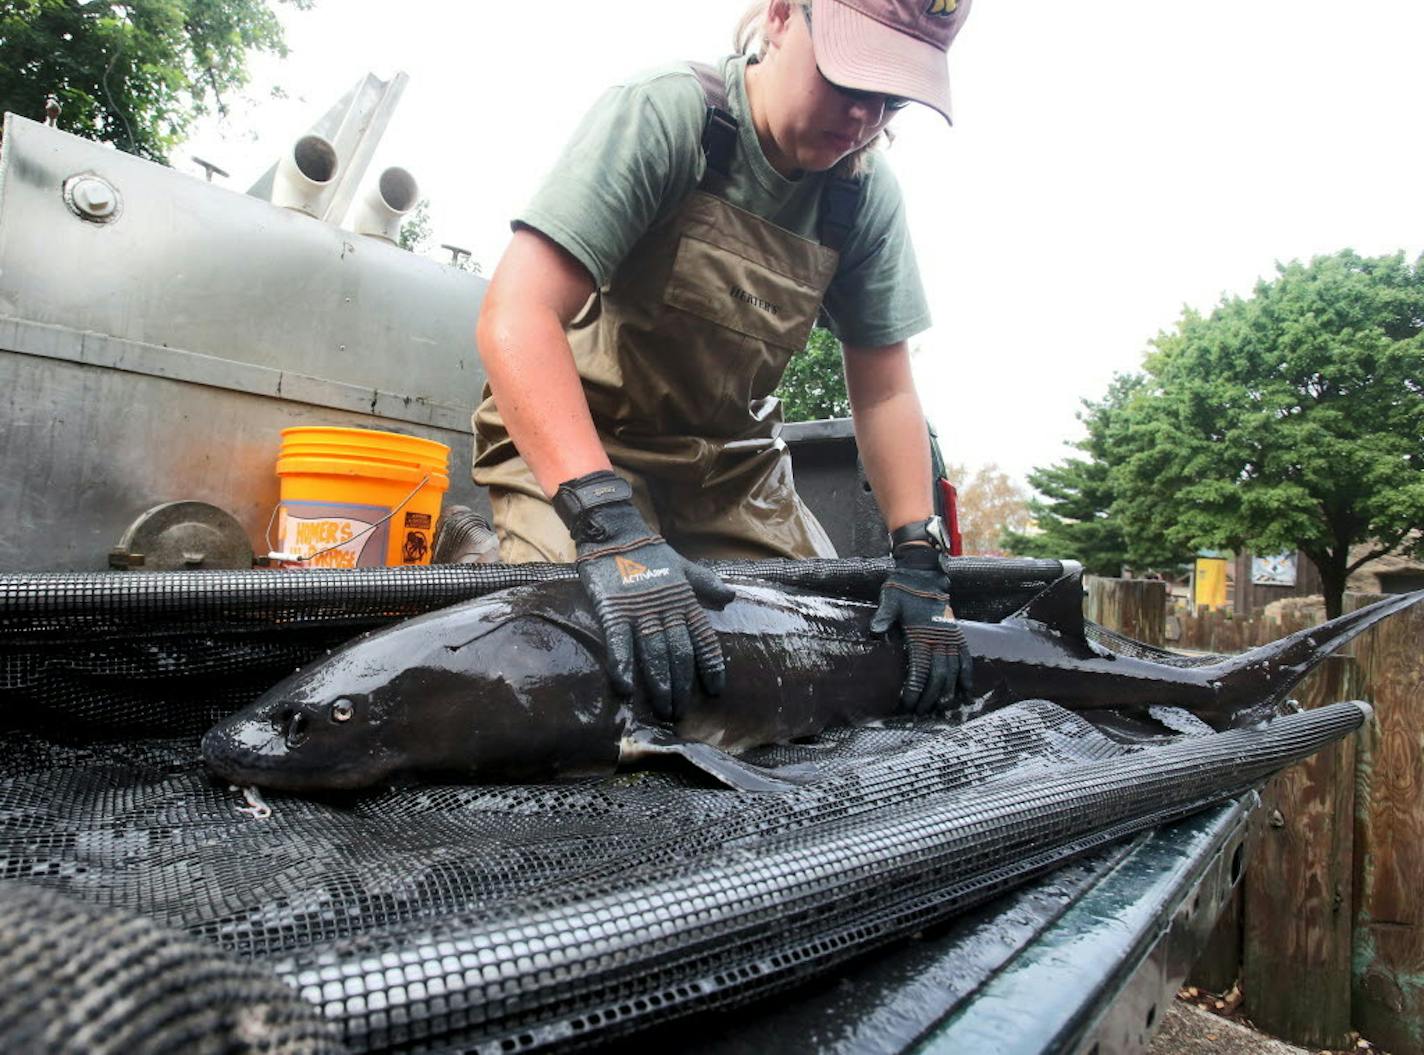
[{"xmin": 763, "ymin": 0, "xmax": 797, "ymax": 52}]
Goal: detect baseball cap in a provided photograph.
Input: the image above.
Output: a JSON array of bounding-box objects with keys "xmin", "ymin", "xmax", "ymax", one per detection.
[{"xmin": 807, "ymin": 0, "xmax": 973, "ymax": 124}]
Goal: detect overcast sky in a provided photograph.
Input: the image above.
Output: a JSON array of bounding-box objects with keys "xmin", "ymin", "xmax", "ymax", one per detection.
[{"xmin": 180, "ymin": 1, "xmax": 1424, "ymax": 487}]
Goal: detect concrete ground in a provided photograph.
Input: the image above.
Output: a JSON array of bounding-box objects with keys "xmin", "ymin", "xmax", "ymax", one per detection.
[
  {"xmin": 1148, "ymin": 1000, "xmax": 1316, "ymax": 1055},
  {"xmin": 1149, "ymin": 997, "xmax": 1383, "ymax": 1055}
]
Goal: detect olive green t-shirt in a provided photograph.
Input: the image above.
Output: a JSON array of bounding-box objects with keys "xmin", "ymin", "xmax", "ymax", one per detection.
[{"xmin": 515, "ymin": 54, "xmax": 931, "ymax": 348}]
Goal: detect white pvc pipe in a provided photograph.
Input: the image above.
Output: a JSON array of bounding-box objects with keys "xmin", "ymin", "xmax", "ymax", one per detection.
[
  {"xmin": 348, "ymin": 166, "xmax": 419, "ymax": 243},
  {"xmin": 271, "ymin": 134, "xmax": 340, "ymax": 217}
]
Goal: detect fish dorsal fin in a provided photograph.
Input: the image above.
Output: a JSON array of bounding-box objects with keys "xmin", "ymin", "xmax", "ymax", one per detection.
[{"xmin": 1011, "ymin": 562, "xmax": 1086, "ymax": 637}]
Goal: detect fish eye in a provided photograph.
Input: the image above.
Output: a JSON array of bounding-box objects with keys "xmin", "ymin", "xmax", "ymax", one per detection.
[{"xmin": 331, "ymin": 698, "xmax": 355, "ymax": 723}]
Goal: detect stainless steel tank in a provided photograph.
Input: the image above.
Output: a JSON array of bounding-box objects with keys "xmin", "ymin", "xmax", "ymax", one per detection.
[{"xmin": 0, "ymin": 113, "xmax": 488, "ymax": 571}]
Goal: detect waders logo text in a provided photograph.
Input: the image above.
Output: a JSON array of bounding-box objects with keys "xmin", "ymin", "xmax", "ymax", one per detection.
[{"xmin": 729, "ymin": 285, "xmax": 781, "ymax": 316}]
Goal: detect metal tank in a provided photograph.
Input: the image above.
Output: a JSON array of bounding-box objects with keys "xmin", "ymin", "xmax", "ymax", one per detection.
[{"xmin": 0, "ymin": 107, "xmax": 488, "ymax": 572}]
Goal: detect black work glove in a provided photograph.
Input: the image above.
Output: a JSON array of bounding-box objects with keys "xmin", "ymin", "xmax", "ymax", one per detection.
[
  {"xmin": 870, "ymin": 544, "xmax": 974, "ymax": 715},
  {"xmin": 555, "ymin": 470, "xmax": 736, "ymax": 721}
]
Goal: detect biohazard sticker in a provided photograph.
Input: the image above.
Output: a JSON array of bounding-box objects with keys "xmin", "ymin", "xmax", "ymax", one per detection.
[{"xmin": 402, "ymin": 530, "xmax": 429, "ymax": 564}]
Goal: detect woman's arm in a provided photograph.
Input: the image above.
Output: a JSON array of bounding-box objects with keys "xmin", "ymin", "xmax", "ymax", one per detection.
[
  {"xmin": 842, "ymin": 339, "xmax": 934, "ymax": 532},
  {"xmin": 476, "ymin": 228, "xmax": 611, "ymax": 496}
]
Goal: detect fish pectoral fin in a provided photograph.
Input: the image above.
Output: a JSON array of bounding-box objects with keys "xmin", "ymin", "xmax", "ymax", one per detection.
[{"xmin": 620, "ymin": 727, "xmax": 814, "ymax": 793}]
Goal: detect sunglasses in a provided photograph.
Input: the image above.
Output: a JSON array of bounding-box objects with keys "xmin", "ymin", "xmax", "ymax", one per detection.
[{"xmin": 802, "ymin": 5, "xmax": 912, "ymax": 112}]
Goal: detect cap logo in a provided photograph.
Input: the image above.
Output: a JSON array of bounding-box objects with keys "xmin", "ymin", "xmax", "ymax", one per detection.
[{"xmin": 926, "ymin": 0, "xmax": 958, "ymax": 14}]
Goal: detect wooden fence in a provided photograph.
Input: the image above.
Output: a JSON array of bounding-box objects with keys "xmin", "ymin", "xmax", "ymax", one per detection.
[
  {"xmin": 1171, "ymin": 605, "xmax": 1321, "ymax": 654},
  {"xmin": 1088, "ymin": 578, "xmax": 1424, "ymax": 1053}
]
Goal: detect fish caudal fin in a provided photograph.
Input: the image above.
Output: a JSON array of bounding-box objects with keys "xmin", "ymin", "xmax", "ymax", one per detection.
[{"xmin": 1207, "ymin": 589, "xmax": 1424, "ymax": 717}]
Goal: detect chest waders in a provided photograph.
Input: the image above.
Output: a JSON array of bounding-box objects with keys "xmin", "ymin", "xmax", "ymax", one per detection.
[{"xmin": 473, "ymin": 64, "xmax": 863, "ymax": 562}]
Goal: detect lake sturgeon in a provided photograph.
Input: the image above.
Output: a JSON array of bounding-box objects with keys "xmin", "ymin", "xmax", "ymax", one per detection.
[{"xmin": 201, "ymin": 568, "xmax": 1422, "ymax": 792}]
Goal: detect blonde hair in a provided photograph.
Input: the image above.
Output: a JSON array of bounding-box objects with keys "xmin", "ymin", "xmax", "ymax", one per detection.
[{"xmin": 733, "ymin": 0, "xmax": 890, "ymax": 178}]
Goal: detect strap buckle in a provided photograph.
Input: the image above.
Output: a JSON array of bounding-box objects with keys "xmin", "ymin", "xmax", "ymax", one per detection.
[{"xmin": 701, "ymin": 106, "xmax": 738, "ymax": 178}]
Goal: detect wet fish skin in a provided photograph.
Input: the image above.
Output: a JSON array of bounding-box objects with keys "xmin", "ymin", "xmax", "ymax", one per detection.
[
  {"xmin": 202, "ymin": 581, "xmax": 900, "ymax": 791},
  {"xmin": 200, "ymin": 573, "xmax": 1423, "ymax": 792}
]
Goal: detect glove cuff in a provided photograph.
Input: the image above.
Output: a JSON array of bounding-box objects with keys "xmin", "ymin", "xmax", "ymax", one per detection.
[
  {"xmin": 893, "ymin": 544, "xmax": 943, "ymax": 572},
  {"xmin": 890, "ymin": 545, "xmax": 953, "ymax": 603},
  {"xmin": 554, "ymin": 471, "xmax": 645, "ymax": 544}
]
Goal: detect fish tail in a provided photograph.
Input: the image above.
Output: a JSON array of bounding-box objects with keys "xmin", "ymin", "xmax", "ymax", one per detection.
[{"xmin": 1208, "ymin": 589, "xmax": 1423, "ymax": 715}]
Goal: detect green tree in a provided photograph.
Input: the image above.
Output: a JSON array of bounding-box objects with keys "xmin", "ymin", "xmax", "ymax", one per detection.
[
  {"xmin": 775, "ymin": 327, "xmax": 849, "ymax": 421},
  {"xmin": 398, "ymin": 196, "xmax": 433, "ymax": 253},
  {"xmin": 400, "ymin": 198, "xmax": 483, "ymax": 273},
  {"xmin": 1004, "ymin": 374, "xmax": 1182, "ymax": 575},
  {"xmin": 1111, "ymin": 249, "xmax": 1424, "ymax": 617},
  {"xmin": 0, "ymin": 0, "xmax": 310, "ymax": 163}
]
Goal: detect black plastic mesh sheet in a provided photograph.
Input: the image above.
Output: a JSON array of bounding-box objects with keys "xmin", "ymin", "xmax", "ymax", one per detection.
[
  {"xmin": 0, "ymin": 560, "xmax": 1340, "ymax": 1054},
  {"xmin": 0, "ymin": 557, "xmax": 1066, "ymax": 621},
  {"xmin": 0, "ymin": 880, "xmax": 343, "ymax": 1055},
  {"xmin": 0, "ymin": 698, "xmax": 1362, "ymax": 1053}
]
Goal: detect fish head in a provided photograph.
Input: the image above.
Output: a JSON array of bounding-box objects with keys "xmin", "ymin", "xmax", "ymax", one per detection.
[
  {"xmin": 202, "ymin": 596, "xmax": 512, "ymax": 791},
  {"xmin": 201, "ymin": 644, "xmax": 420, "ymax": 791},
  {"xmin": 201, "ymin": 579, "xmax": 643, "ymax": 790}
]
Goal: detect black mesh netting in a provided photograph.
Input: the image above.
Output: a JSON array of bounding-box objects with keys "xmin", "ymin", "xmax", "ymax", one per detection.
[
  {"xmin": 0, "ymin": 880, "xmax": 343, "ymax": 1055},
  {"xmin": 0, "ymin": 560, "xmax": 1353, "ymax": 1053}
]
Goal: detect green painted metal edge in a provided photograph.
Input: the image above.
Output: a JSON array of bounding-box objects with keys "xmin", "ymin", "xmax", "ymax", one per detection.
[{"xmin": 913, "ymin": 794, "xmax": 1257, "ymax": 1055}]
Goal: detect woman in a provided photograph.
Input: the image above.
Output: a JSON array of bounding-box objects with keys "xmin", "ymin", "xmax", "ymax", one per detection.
[{"xmin": 473, "ymin": 0, "xmax": 974, "ymax": 720}]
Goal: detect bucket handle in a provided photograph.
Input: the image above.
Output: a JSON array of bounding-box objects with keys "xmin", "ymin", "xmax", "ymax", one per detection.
[{"xmin": 266, "ymin": 473, "xmax": 431, "ymax": 565}]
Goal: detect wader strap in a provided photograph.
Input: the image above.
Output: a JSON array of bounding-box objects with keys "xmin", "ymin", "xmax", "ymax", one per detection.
[
  {"xmin": 818, "ymin": 175, "xmax": 863, "ymax": 253},
  {"xmin": 688, "ymin": 62, "xmax": 737, "ymax": 183},
  {"xmin": 688, "ymin": 60, "xmax": 863, "ymax": 251}
]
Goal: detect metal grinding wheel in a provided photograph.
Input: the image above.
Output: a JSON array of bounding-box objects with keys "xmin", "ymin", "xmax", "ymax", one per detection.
[{"xmin": 109, "ymin": 501, "xmax": 255, "ymax": 570}]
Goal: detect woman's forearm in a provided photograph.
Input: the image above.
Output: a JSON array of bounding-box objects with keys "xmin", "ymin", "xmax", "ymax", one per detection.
[
  {"xmin": 843, "ymin": 341, "xmax": 935, "ymax": 533},
  {"xmin": 479, "ymin": 304, "xmax": 611, "ymax": 496},
  {"xmin": 476, "ymin": 231, "xmax": 611, "ymax": 497}
]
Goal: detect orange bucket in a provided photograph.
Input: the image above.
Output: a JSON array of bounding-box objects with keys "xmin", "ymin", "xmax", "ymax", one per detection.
[{"xmin": 275, "ymin": 426, "xmax": 450, "ymax": 567}]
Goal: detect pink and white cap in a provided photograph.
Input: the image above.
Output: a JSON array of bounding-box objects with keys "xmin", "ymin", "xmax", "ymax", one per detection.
[{"xmin": 808, "ymin": 0, "xmax": 973, "ymax": 124}]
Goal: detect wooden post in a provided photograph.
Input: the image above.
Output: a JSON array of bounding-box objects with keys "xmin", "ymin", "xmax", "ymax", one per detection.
[
  {"xmin": 1218, "ymin": 611, "xmax": 1240, "ymax": 655},
  {"xmin": 1349, "ymin": 595, "xmax": 1424, "ymax": 1055},
  {"xmin": 1242, "ymin": 654, "xmax": 1361, "ymax": 1048},
  {"xmin": 1084, "ymin": 577, "xmax": 1167, "ymax": 646}
]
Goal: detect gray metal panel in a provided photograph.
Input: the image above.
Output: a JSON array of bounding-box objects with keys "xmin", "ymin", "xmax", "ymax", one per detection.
[
  {"xmin": 0, "ymin": 316, "xmax": 472, "ymax": 432},
  {"xmin": 0, "ymin": 114, "xmax": 489, "ymax": 571},
  {"xmin": 0, "ymin": 115, "xmax": 486, "ymax": 402},
  {"xmin": 915, "ymin": 794, "xmax": 1257, "ymax": 1055},
  {"xmin": 782, "ymin": 418, "xmax": 891, "ymax": 558},
  {"xmin": 0, "ymin": 351, "xmax": 487, "ymax": 572}
]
